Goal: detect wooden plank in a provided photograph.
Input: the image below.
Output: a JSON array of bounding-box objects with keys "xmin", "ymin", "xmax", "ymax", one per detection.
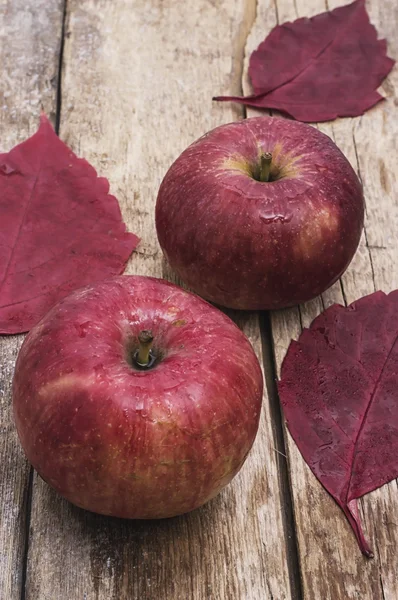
[
  {"xmin": 334, "ymin": 2, "xmax": 398, "ymax": 597},
  {"xmin": 0, "ymin": 2, "xmax": 64, "ymax": 598},
  {"xmin": 24, "ymin": 1, "xmax": 297, "ymax": 599},
  {"xmin": 245, "ymin": 0, "xmax": 398, "ymax": 597}
]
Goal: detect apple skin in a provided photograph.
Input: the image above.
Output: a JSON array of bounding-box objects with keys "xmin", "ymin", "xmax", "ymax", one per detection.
[
  {"xmin": 12, "ymin": 276, "xmax": 263, "ymax": 519},
  {"xmin": 155, "ymin": 117, "xmax": 364, "ymax": 310}
]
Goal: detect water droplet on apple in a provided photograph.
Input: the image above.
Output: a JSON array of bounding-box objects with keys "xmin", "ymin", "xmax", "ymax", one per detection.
[
  {"xmin": 260, "ymin": 212, "xmax": 293, "ymax": 224},
  {"xmin": 77, "ymin": 321, "xmax": 91, "ymax": 337},
  {"xmin": 0, "ymin": 162, "xmax": 19, "ymax": 175}
]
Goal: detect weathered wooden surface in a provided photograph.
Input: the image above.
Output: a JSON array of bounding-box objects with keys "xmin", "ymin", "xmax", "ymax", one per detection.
[
  {"xmin": 23, "ymin": 1, "xmax": 295, "ymax": 599},
  {"xmin": 244, "ymin": 1, "xmax": 398, "ymax": 598},
  {"xmin": 0, "ymin": 1, "xmax": 63, "ymax": 598},
  {"xmin": 1, "ymin": 0, "xmax": 397, "ymax": 598}
]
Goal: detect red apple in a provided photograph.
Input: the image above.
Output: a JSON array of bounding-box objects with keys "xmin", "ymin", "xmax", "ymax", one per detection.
[
  {"xmin": 155, "ymin": 117, "xmax": 364, "ymax": 310},
  {"xmin": 13, "ymin": 276, "xmax": 262, "ymax": 518}
]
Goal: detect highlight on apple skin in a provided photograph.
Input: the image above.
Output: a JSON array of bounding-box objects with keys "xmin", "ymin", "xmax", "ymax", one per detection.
[
  {"xmin": 13, "ymin": 276, "xmax": 263, "ymax": 519},
  {"xmin": 155, "ymin": 117, "xmax": 364, "ymax": 310}
]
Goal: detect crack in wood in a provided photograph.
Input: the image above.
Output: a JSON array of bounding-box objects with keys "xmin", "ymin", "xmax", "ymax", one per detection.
[
  {"xmin": 260, "ymin": 313, "xmax": 304, "ymax": 600},
  {"xmin": 20, "ymin": 469, "xmax": 33, "ymax": 600},
  {"xmin": 55, "ymin": 0, "xmax": 68, "ymax": 135},
  {"xmin": 350, "ymin": 127, "xmax": 377, "ymax": 293},
  {"xmin": 231, "ymin": 0, "xmax": 257, "ymax": 104},
  {"xmin": 374, "ymin": 535, "xmax": 386, "ymax": 600}
]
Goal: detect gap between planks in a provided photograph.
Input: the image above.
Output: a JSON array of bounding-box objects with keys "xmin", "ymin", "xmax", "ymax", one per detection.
[
  {"xmin": 239, "ymin": 0, "xmax": 304, "ymax": 594},
  {"xmin": 259, "ymin": 314, "xmax": 304, "ymax": 599},
  {"xmin": 18, "ymin": 1, "xmax": 68, "ymax": 596}
]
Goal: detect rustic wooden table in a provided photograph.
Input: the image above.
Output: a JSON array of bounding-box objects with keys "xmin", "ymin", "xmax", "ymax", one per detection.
[{"xmin": 1, "ymin": 0, "xmax": 397, "ymax": 598}]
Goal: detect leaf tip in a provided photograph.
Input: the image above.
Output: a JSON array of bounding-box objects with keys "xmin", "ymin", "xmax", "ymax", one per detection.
[
  {"xmin": 38, "ymin": 112, "xmax": 56, "ymax": 136},
  {"xmin": 39, "ymin": 111, "xmax": 50, "ymax": 124}
]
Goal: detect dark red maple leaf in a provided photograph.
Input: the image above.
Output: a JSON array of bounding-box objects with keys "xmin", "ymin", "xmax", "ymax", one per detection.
[
  {"xmin": 279, "ymin": 291, "xmax": 398, "ymax": 557},
  {"xmin": 0, "ymin": 115, "xmax": 139, "ymax": 334},
  {"xmin": 214, "ymin": 0, "xmax": 395, "ymax": 122}
]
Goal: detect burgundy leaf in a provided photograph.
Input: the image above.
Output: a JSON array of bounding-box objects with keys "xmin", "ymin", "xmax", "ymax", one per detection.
[
  {"xmin": 278, "ymin": 291, "xmax": 398, "ymax": 556},
  {"xmin": 0, "ymin": 115, "xmax": 139, "ymax": 334},
  {"xmin": 214, "ymin": 0, "xmax": 395, "ymax": 122}
]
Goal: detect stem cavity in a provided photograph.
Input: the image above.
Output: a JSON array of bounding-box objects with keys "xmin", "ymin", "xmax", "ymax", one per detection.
[
  {"xmin": 259, "ymin": 152, "xmax": 272, "ymax": 182},
  {"xmin": 136, "ymin": 330, "xmax": 154, "ymax": 368}
]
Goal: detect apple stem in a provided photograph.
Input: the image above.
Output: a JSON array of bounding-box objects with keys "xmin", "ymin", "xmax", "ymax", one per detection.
[
  {"xmin": 136, "ymin": 330, "xmax": 154, "ymax": 367},
  {"xmin": 259, "ymin": 152, "xmax": 272, "ymax": 182}
]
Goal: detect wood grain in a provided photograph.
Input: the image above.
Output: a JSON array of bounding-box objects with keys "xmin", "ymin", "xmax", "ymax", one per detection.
[
  {"xmin": 244, "ymin": 0, "xmax": 398, "ymax": 598},
  {"xmin": 0, "ymin": 2, "xmax": 63, "ymax": 598},
  {"xmin": 3, "ymin": 0, "xmax": 398, "ymax": 598},
  {"xmin": 23, "ymin": 1, "xmax": 295, "ymax": 599}
]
